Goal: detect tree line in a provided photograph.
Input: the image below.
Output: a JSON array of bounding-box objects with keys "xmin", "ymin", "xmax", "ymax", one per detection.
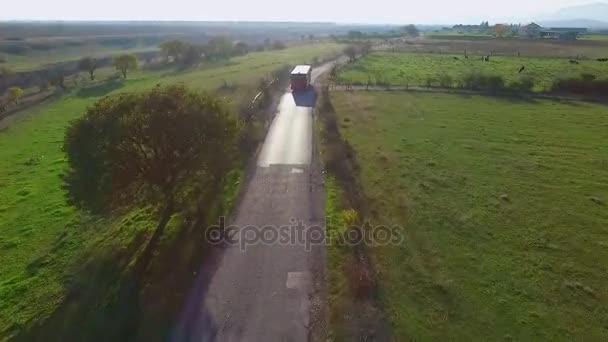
[
  {"xmin": 159, "ymin": 37, "xmax": 286, "ymax": 67},
  {"xmin": 341, "ymin": 25, "xmax": 419, "ymax": 41},
  {"xmin": 1, "ymin": 36, "xmax": 288, "ymax": 117}
]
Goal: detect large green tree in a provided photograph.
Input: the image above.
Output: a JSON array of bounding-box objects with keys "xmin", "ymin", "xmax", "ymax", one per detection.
[
  {"xmin": 112, "ymin": 54, "xmax": 138, "ymax": 78},
  {"xmin": 78, "ymin": 57, "xmax": 98, "ymax": 80},
  {"xmin": 63, "ymin": 85, "xmax": 239, "ymax": 266},
  {"xmin": 205, "ymin": 36, "xmax": 234, "ymax": 61},
  {"xmin": 160, "ymin": 39, "xmax": 186, "ymax": 62},
  {"xmin": 233, "ymin": 41, "xmax": 249, "ymax": 56},
  {"xmin": 401, "ymin": 24, "xmax": 420, "ymax": 37},
  {"xmin": 344, "ymin": 45, "xmax": 358, "ymax": 62}
]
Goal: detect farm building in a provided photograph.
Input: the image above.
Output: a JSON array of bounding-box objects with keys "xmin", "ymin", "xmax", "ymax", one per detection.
[
  {"xmin": 540, "ymin": 27, "xmax": 588, "ymax": 40},
  {"xmin": 520, "ymin": 22, "xmax": 542, "ymax": 39}
]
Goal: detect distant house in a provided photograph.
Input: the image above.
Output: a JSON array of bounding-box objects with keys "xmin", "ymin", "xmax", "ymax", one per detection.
[
  {"xmin": 540, "ymin": 27, "xmax": 588, "ymax": 41},
  {"xmin": 520, "ymin": 22, "xmax": 543, "ymax": 39}
]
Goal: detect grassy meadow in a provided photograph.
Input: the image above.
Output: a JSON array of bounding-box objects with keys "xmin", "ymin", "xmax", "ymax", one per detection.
[
  {"xmin": 0, "ymin": 42, "xmax": 342, "ymax": 339},
  {"xmin": 391, "ymin": 36, "xmax": 608, "ymax": 59},
  {"xmin": 0, "ymin": 44, "xmax": 159, "ymax": 72},
  {"xmin": 426, "ymin": 32, "xmax": 496, "ymax": 40},
  {"xmin": 337, "ymin": 52, "xmax": 608, "ymax": 91},
  {"xmin": 330, "ymin": 91, "xmax": 608, "ymax": 340},
  {"xmin": 581, "ymin": 33, "xmax": 608, "ymax": 41}
]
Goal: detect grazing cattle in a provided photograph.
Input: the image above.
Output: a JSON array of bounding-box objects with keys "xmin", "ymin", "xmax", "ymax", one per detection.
[
  {"xmin": 597, "ymin": 58, "xmax": 608, "ymax": 62},
  {"xmin": 569, "ymin": 60, "xmax": 579, "ymax": 64},
  {"xmin": 453, "ymin": 56, "xmax": 459, "ymax": 60},
  {"xmin": 519, "ymin": 66, "xmax": 525, "ymax": 73}
]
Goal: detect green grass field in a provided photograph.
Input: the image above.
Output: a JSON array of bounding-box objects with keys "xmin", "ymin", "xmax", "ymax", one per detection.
[
  {"xmin": 330, "ymin": 91, "xmax": 608, "ymax": 340},
  {"xmin": 581, "ymin": 34, "xmax": 608, "ymax": 41},
  {"xmin": 338, "ymin": 52, "xmax": 608, "ymax": 91},
  {"xmin": 0, "ymin": 42, "xmax": 342, "ymax": 339},
  {"xmin": 426, "ymin": 32, "xmax": 496, "ymax": 40},
  {"xmin": 0, "ymin": 45, "xmax": 159, "ymax": 71}
]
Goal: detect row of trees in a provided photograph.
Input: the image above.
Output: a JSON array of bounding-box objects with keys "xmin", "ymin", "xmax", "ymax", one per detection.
[
  {"xmin": 450, "ymin": 21, "xmax": 522, "ymax": 37},
  {"xmin": 2, "ymin": 54, "xmax": 138, "ymax": 117},
  {"xmin": 452, "ymin": 21, "xmax": 491, "ymax": 34},
  {"xmin": 420, "ymin": 72, "xmax": 607, "ymax": 94},
  {"xmin": 160, "ymin": 38, "xmax": 286, "ymax": 67},
  {"xmin": 345, "ymin": 25, "xmax": 419, "ymax": 40},
  {"xmin": 343, "ymin": 71, "xmax": 539, "ymax": 92},
  {"xmin": 2, "ymin": 36, "xmax": 286, "ymax": 96},
  {"xmin": 78, "ymin": 54, "xmax": 138, "ymax": 80}
]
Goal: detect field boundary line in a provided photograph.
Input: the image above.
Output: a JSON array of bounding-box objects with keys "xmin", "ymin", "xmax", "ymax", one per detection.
[{"xmin": 326, "ymin": 84, "xmax": 608, "ymax": 103}]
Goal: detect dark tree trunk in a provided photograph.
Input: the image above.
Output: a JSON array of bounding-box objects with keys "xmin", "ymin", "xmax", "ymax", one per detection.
[{"xmin": 132, "ymin": 201, "xmax": 174, "ymax": 277}]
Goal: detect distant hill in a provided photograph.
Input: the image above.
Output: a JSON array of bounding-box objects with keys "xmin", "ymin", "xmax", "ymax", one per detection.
[
  {"xmin": 554, "ymin": 2, "xmax": 608, "ymax": 21},
  {"xmin": 538, "ymin": 2, "xmax": 608, "ymax": 28},
  {"xmin": 538, "ymin": 19, "xmax": 608, "ymax": 29}
]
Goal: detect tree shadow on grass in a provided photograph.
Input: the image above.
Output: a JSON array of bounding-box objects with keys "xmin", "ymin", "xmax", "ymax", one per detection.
[
  {"xmin": 10, "ymin": 230, "xmax": 146, "ymax": 342},
  {"xmin": 76, "ymin": 80, "xmax": 125, "ymax": 98},
  {"xmin": 449, "ymin": 91, "xmax": 541, "ymax": 104},
  {"xmin": 10, "ymin": 220, "xmax": 219, "ymax": 342},
  {"xmin": 549, "ymin": 97, "xmax": 587, "ymax": 107}
]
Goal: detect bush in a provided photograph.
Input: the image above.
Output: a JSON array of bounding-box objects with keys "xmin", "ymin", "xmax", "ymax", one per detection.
[
  {"xmin": 341, "ymin": 209, "xmax": 359, "ymax": 226},
  {"xmin": 509, "ymin": 75, "xmax": 535, "ymax": 92},
  {"xmin": 461, "ymin": 72, "xmax": 504, "ymax": 91},
  {"xmin": 438, "ymin": 73, "xmax": 453, "ymax": 88},
  {"xmin": 0, "ymin": 98, "xmax": 7, "ymax": 114},
  {"xmin": 375, "ymin": 75, "xmax": 390, "ymax": 87},
  {"xmin": 484, "ymin": 75, "xmax": 505, "ymax": 91},
  {"xmin": 38, "ymin": 80, "xmax": 50, "ymax": 93},
  {"xmin": 7, "ymin": 86, "xmax": 24, "ymax": 104},
  {"xmin": 552, "ymin": 74, "xmax": 608, "ymax": 96},
  {"xmin": 581, "ymin": 73, "xmax": 597, "ymax": 82},
  {"xmin": 271, "ymin": 40, "xmax": 286, "ymax": 50}
]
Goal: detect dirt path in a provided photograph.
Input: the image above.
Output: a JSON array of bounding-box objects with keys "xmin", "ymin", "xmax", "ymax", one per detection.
[{"xmin": 170, "ymin": 63, "xmax": 333, "ymax": 341}]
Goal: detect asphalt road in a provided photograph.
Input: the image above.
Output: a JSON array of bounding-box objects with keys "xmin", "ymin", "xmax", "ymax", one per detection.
[{"xmin": 171, "ymin": 63, "xmax": 333, "ymax": 342}]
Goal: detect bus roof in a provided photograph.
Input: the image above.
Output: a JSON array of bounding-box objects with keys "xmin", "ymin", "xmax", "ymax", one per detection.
[{"xmin": 291, "ymin": 65, "xmax": 312, "ymax": 75}]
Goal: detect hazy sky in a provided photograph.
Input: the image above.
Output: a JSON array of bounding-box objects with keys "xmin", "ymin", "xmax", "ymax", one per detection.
[{"xmin": 0, "ymin": 0, "xmax": 598, "ymax": 24}]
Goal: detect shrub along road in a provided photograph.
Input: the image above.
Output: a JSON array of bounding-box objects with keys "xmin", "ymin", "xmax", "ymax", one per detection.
[{"xmin": 171, "ymin": 63, "xmax": 335, "ymax": 341}]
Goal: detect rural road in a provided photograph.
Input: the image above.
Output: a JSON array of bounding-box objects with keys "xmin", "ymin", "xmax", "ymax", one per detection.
[{"xmin": 171, "ymin": 63, "xmax": 335, "ymax": 341}]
